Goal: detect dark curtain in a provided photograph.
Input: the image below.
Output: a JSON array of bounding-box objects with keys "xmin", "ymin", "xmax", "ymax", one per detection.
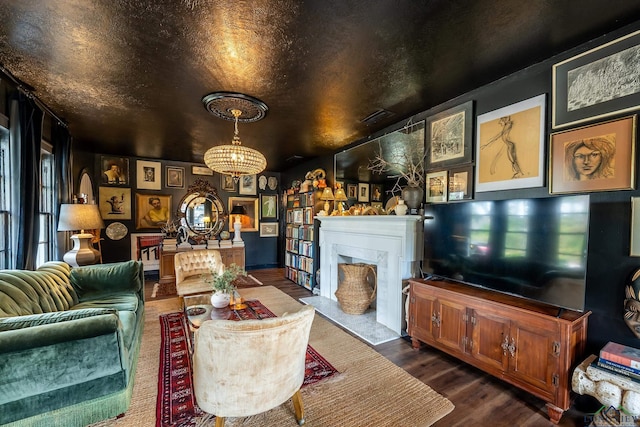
[
  {"xmin": 52, "ymin": 121, "xmax": 72, "ymax": 260},
  {"xmin": 14, "ymin": 92, "xmax": 43, "ymax": 270}
]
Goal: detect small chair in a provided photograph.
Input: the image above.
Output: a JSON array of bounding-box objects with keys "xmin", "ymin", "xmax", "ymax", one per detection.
[
  {"xmin": 193, "ymin": 304, "xmax": 315, "ymax": 426},
  {"xmin": 174, "ymin": 249, "xmax": 224, "ymax": 296}
]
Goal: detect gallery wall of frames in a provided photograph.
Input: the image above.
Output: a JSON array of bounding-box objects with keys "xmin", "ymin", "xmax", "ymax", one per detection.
[{"xmin": 72, "ymin": 151, "xmax": 281, "ymax": 270}]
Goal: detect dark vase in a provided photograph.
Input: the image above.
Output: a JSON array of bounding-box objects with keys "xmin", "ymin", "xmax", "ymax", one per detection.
[{"xmin": 401, "ymin": 186, "xmax": 423, "ymax": 210}]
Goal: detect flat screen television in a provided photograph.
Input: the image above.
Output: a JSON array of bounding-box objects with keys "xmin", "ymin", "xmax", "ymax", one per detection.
[{"xmin": 422, "ymin": 194, "xmax": 590, "ymax": 312}]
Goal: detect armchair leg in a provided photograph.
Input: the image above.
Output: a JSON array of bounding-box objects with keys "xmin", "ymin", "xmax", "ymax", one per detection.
[
  {"xmin": 292, "ymin": 389, "xmax": 305, "ymax": 425},
  {"xmin": 215, "ymin": 416, "xmax": 225, "ymax": 427}
]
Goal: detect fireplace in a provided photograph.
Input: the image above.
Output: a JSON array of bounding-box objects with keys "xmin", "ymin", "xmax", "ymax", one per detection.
[{"xmin": 316, "ymin": 216, "xmax": 423, "ymax": 335}]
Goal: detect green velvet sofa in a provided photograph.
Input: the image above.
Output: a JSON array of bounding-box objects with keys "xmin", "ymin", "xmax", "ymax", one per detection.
[{"xmin": 0, "ymin": 260, "xmax": 145, "ymax": 427}]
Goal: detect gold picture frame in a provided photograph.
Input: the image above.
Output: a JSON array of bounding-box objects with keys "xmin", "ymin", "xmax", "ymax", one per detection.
[
  {"xmin": 426, "ymin": 171, "xmax": 448, "ymax": 203},
  {"xmin": 135, "ymin": 193, "xmax": 172, "ymax": 229},
  {"xmin": 549, "ymin": 115, "xmax": 636, "ymax": 194},
  {"xmin": 228, "ymin": 197, "xmax": 258, "ymax": 232}
]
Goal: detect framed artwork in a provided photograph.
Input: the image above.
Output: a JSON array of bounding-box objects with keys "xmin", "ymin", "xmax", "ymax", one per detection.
[
  {"xmin": 357, "ymin": 183, "xmax": 369, "ymax": 202},
  {"xmin": 371, "ymin": 184, "xmax": 383, "ymax": 202},
  {"xmin": 135, "ymin": 193, "xmax": 172, "ymax": 229},
  {"xmin": 426, "ymin": 100, "xmax": 474, "ymax": 170},
  {"xmin": 426, "ymin": 171, "xmax": 448, "ymax": 203},
  {"xmin": 239, "ymin": 174, "xmax": 257, "ymax": 195},
  {"xmin": 259, "ymin": 222, "xmax": 279, "ymax": 237},
  {"xmin": 99, "ymin": 187, "xmax": 132, "ymax": 220},
  {"xmin": 475, "ymin": 94, "xmax": 546, "ymax": 193},
  {"xmin": 347, "ymin": 184, "xmax": 357, "ymax": 199},
  {"xmin": 228, "ymin": 197, "xmax": 258, "ymax": 232},
  {"xmin": 166, "ymin": 166, "xmax": 184, "ymax": 188},
  {"xmin": 549, "ymin": 115, "xmax": 636, "ymax": 194},
  {"xmin": 130, "ymin": 233, "xmax": 163, "ymax": 272},
  {"xmin": 101, "ymin": 156, "xmax": 129, "ymax": 185},
  {"xmin": 136, "ymin": 160, "xmax": 161, "ymax": 190},
  {"xmin": 192, "ymin": 165, "xmax": 214, "ymax": 176},
  {"xmin": 260, "ymin": 194, "xmax": 278, "ymax": 219},
  {"xmin": 221, "ymin": 174, "xmax": 236, "ymax": 192},
  {"xmin": 553, "ymin": 29, "xmax": 640, "ymax": 129},
  {"xmin": 448, "ymin": 165, "xmax": 474, "ymax": 201}
]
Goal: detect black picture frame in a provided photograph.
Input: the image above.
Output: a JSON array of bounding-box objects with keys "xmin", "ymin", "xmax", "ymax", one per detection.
[
  {"xmin": 552, "ymin": 29, "xmax": 640, "ymax": 129},
  {"xmin": 425, "ymin": 100, "xmax": 473, "ymax": 170}
]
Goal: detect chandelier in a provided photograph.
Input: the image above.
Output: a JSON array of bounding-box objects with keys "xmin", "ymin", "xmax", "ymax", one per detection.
[{"xmin": 202, "ymin": 92, "xmax": 268, "ymax": 181}]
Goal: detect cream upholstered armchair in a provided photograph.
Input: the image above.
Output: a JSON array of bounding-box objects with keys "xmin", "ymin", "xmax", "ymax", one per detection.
[
  {"xmin": 193, "ymin": 304, "xmax": 315, "ymax": 426},
  {"xmin": 174, "ymin": 249, "xmax": 224, "ymax": 296}
]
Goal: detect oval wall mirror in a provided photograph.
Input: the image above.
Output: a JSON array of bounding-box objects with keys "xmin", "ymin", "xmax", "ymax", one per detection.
[
  {"xmin": 176, "ymin": 178, "xmax": 227, "ymax": 238},
  {"xmin": 78, "ymin": 168, "xmax": 95, "ymax": 204}
]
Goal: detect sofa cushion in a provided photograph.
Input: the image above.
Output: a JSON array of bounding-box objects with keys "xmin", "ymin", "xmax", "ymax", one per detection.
[
  {"xmin": 0, "ymin": 308, "xmax": 117, "ymax": 331},
  {"xmin": 0, "ymin": 269, "xmax": 78, "ymax": 316},
  {"xmin": 70, "ymin": 260, "xmax": 142, "ymax": 295},
  {"xmin": 72, "ymin": 293, "xmax": 140, "ymax": 312}
]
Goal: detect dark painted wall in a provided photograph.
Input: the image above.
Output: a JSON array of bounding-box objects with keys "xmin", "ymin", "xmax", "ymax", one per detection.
[{"xmin": 279, "ymin": 21, "xmax": 640, "ymax": 353}]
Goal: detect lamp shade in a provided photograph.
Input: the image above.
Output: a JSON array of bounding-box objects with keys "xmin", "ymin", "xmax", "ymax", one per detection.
[
  {"xmin": 58, "ymin": 204, "xmax": 105, "ymax": 232},
  {"xmin": 320, "ymin": 187, "xmax": 335, "ymax": 201},
  {"xmin": 334, "ymin": 187, "xmax": 348, "ymax": 201},
  {"xmin": 230, "ymin": 205, "xmax": 247, "ymax": 216}
]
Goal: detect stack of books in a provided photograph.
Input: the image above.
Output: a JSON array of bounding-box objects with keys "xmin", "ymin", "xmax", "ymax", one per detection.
[{"xmin": 595, "ymin": 341, "xmax": 640, "ymax": 381}]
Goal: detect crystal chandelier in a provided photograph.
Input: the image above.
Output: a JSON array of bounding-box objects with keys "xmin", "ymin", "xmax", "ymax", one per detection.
[{"xmin": 202, "ymin": 92, "xmax": 268, "ymax": 181}]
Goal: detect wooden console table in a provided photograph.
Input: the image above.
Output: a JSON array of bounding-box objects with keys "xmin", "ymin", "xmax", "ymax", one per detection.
[
  {"xmin": 159, "ymin": 246, "xmax": 245, "ymax": 287},
  {"xmin": 408, "ymin": 278, "xmax": 591, "ymax": 424}
]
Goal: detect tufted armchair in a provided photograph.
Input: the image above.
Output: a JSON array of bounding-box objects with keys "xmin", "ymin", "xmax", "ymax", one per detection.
[
  {"xmin": 193, "ymin": 304, "xmax": 315, "ymax": 426},
  {"xmin": 174, "ymin": 249, "xmax": 225, "ymax": 296}
]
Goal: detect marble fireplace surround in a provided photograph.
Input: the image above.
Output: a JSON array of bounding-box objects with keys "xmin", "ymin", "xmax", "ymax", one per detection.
[{"xmin": 315, "ymin": 216, "xmax": 423, "ymax": 335}]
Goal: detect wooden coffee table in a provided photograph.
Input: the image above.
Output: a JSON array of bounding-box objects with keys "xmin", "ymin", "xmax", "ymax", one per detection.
[{"xmin": 183, "ymin": 293, "xmax": 234, "ymax": 352}]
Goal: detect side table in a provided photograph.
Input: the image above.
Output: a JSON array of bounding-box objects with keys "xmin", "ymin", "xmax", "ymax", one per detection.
[{"xmin": 572, "ymin": 354, "xmax": 640, "ymax": 415}]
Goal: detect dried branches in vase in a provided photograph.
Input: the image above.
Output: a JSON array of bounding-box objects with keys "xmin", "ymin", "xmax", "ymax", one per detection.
[{"xmin": 367, "ymin": 141, "xmax": 427, "ymax": 196}]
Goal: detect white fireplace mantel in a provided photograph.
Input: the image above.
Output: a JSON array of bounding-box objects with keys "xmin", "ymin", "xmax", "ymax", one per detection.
[{"xmin": 317, "ymin": 216, "xmax": 423, "ymax": 334}]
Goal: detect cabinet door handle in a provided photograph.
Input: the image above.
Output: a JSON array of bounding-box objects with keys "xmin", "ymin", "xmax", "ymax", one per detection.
[
  {"xmin": 501, "ymin": 336, "xmax": 509, "ymax": 355},
  {"xmin": 431, "ymin": 312, "xmax": 440, "ymax": 327},
  {"xmin": 508, "ymin": 338, "xmax": 516, "ymax": 357}
]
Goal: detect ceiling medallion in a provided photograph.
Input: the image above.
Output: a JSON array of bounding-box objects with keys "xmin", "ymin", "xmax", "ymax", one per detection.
[
  {"xmin": 201, "ymin": 92, "xmax": 268, "ymax": 122},
  {"xmin": 203, "ymin": 93, "xmax": 268, "ymax": 180}
]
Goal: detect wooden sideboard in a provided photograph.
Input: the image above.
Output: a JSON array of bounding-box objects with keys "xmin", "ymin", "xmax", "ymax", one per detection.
[
  {"xmin": 159, "ymin": 246, "xmax": 246, "ymax": 287},
  {"xmin": 408, "ymin": 278, "xmax": 590, "ymax": 424}
]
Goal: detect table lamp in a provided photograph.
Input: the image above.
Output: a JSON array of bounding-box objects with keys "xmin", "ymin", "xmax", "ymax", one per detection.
[
  {"xmin": 57, "ymin": 204, "xmax": 105, "ymax": 267},
  {"xmin": 319, "ymin": 187, "xmax": 335, "ymax": 215},
  {"xmin": 334, "ymin": 184, "xmax": 348, "ymax": 214},
  {"xmin": 230, "ymin": 204, "xmax": 247, "ymax": 243}
]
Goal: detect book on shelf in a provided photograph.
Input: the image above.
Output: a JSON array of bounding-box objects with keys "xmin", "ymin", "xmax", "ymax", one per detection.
[
  {"xmin": 600, "ymin": 341, "xmax": 640, "ymax": 369},
  {"xmin": 594, "ymin": 359, "xmax": 640, "ymax": 382}
]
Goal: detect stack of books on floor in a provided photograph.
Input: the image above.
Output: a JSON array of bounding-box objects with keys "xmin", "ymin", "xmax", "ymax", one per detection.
[{"xmin": 594, "ymin": 341, "xmax": 640, "ymax": 382}]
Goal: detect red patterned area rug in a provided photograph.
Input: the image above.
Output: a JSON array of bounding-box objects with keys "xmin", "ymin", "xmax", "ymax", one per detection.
[{"xmin": 156, "ymin": 300, "xmax": 338, "ymax": 427}]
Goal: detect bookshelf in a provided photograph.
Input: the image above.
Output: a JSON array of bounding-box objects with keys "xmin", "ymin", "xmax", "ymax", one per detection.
[{"xmin": 284, "ymin": 190, "xmax": 319, "ymax": 290}]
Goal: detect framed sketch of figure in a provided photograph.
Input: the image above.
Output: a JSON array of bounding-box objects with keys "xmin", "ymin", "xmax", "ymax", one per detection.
[
  {"xmin": 475, "ymin": 94, "xmax": 546, "ymax": 192},
  {"xmin": 549, "ymin": 115, "xmax": 636, "ymax": 194}
]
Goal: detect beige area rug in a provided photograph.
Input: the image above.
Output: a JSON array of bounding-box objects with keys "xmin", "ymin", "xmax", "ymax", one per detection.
[{"xmin": 92, "ymin": 286, "xmax": 454, "ymax": 427}]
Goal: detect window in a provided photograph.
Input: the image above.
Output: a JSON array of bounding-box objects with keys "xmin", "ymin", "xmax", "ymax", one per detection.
[
  {"xmin": 36, "ymin": 142, "xmax": 55, "ymax": 268},
  {"xmin": 0, "ymin": 123, "xmax": 10, "ymax": 269},
  {"xmin": 504, "ymin": 200, "xmax": 529, "ymax": 258},
  {"xmin": 557, "ymin": 198, "xmax": 589, "ymax": 268},
  {"xmin": 469, "ymin": 202, "xmax": 492, "ymax": 256}
]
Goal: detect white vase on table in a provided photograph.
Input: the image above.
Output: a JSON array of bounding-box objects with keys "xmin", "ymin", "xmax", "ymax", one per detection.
[{"xmin": 210, "ymin": 291, "xmax": 231, "ymax": 308}]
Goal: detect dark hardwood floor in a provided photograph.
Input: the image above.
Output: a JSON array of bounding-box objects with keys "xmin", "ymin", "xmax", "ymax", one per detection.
[{"xmin": 147, "ymin": 267, "xmax": 598, "ymax": 426}]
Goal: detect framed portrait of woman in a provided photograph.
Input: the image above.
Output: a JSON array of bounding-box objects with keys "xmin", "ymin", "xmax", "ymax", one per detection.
[{"xmin": 549, "ymin": 115, "xmax": 636, "ymax": 194}]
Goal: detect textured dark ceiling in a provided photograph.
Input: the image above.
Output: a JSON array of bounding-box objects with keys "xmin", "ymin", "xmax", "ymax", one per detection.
[{"xmin": 0, "ymin": 1, "xmax": 639, "ymax": 172}]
